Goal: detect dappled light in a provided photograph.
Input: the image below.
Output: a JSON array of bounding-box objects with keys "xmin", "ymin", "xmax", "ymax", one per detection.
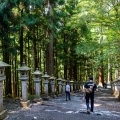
[{"xmin": 0, "ymin": 0, "xmax": 120, "ymax": 119}]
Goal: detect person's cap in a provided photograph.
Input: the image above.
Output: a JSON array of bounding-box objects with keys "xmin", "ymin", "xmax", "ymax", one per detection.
[{"xmin": 89, "ymin": 76, "xmax": 93, "ymax": 80}]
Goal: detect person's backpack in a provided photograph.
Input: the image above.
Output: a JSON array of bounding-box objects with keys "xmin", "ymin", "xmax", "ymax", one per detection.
[{"xmin": 84, "ymin": 83, "xmax": 94, "ymax": 94}]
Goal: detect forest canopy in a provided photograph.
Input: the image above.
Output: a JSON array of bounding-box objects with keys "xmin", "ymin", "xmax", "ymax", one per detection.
[{"xmin": 0, "ymin": 0, "xmax": 120, "ymax": 97}]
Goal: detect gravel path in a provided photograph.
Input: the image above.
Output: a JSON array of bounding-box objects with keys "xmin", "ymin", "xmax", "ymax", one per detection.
[{"xmin": 4, "ymin": 88, "xmax": 120, "ymax": 120}]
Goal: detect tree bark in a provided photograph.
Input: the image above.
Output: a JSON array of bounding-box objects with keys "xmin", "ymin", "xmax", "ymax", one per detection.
[
  {"xmin": 107, "ymin": 58, "xmax": 111, "ymax": 84},
  {"xmin": 98, "ymin": 65, "xmax": 104, "ymax": 86},
  {"xmin": 20, "ymin": 11, "xmax": 24, "ymax": 66},
  {"xmin": 46, "ymin": 1, "xmax": 54, "ymax": 75},
  {"xmin": 2, "ymin": 39, "xmax": 12, "ymax": 96}
]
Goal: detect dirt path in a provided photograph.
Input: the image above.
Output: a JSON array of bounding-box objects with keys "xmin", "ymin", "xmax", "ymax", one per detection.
[{"xmin": 3, "ymin": 88, "xmax": 120, "ymax": 120}]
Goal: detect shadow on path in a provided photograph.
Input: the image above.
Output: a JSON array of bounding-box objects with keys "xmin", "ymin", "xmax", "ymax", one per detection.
[{"xmin": 4, "ymin": 88, "xmax": 120, "ymax": 120}]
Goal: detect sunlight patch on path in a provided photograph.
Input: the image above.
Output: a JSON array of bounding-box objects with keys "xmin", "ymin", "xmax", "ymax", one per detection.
[{"xmin": 45, "ymin": 108, "xmax": 120, "ymax": 117}]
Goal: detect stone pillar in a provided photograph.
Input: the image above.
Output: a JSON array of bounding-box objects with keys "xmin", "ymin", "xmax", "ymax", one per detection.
[
  {"xmin": 57, "ymin": 78, "xmax": 62, "ymax": 96},
  {"xmin": 32, "ymin": 68, "xmax": 42, "ymax": 102},
  {"xmin": 115, "ymin": 67, "xmax": 119, "ymax": 80},
  {"xmin": 49, "ymin": 74, "xmax": 56, "ymax": 98},
  {"xmin": 43, "ymin": 80, "xmax": 49, "ymax": 96},
  {"xmin": 112, "ymin": 80, "xmax": 120, "ymax": 100},
  {"xmin": 42, "ymin": 72, "xmax": 50, "ymax": 100},
  {"xmin": 21, "ymin": 81, "xmax": 27, "ymax": 101},
  {"xmin": 70, "ymin": 81, "xmax": 74, "ymax": 92},
  {"xmin": 62, "ymin": 79, "xmax": 66, "ymax": 94},
  {"xmin": 74, "ymin": 82, "xmax": 76, "ymax": 92},
  {"xmin": 35, "ymin": 82, "xmax": 40, "ymax": 98},
  {"xmin": 17, "ymin": 62, "xmax": 31, "ymax": 108},
  {"xmin": 0, "ymin": 61, "xmax": 10, "ymax": 120},
  {"xmin": 0, "ymin": 81, "xmax": 3, "ymax": 112}
]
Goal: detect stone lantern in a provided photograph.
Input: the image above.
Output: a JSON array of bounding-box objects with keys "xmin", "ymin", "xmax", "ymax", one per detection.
[
  {"xmin": 17, "ymin": 62, "xmax": 31, "ymax": 107},
  {"xmin": 70, "ymin": 80, "xmax": 74, "ymax": 92},
  {"xmin": 32, "ymin": 68, "xmax": 42, "ymax": 101},
  {"xmin": 57, "ymin": 77, "xmax": 62, "ymax": 96},
  {"xmin": 62, "ymin": 79, "xmax": 66, "ymax": 94},
  {"xmin": 0, "ymin": 61, "xmax": 10, "ymax": 120},
  {"xmin": 74, "ymin": 81, "xmax": 77, "ymax": 92},
  {"xmin": 42, "ymin": 72, "xmax": 50, "ymax": 99},
  {"xmin": 49, "ymin": 74, "xmax": 56, "ymax": 98}
]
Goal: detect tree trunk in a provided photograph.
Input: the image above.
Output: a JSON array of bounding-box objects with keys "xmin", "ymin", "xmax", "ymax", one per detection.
[
  {"xmin": 20, "ymin": 13, "xmax": 24, "ymax": 66},
  {"xmin": 73, "ymin": 63, "xmax": 77, "ymax": 81},
  {"xmin": 64, "ymin": 34, "xmax": 68, "ymax": 79},
  {"xmin": 33, "ymin": 34, "xmax": 38, "ymax": 70},
  {"xmin": 69, "ymin": 60, "xmax": 73, "ymax": 80},
  {"xmin": 46, "ymin": 1, "xmax": 54, "ymax": 75},
  {"xmin": 107, "ymin": 58, "xmax": 111, "ymax": 84},
  {"xmin": 2, "ymin": 39, "xmax": 12, "ymax": 96},
  {"xmin": 12, "ymin": 53, "xmax": 18, "ymax": 97},
  {"xmin": 98, "ymin": 65, "xmax": 104, "ymax": 86}
]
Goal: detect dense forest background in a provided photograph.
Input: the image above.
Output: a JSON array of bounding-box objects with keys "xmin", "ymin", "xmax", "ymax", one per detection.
[{"xmin": 0, "ymin": 0, "xmax": 120, "ymax": 97}]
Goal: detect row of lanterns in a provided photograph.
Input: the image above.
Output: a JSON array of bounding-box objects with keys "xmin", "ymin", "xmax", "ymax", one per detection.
[
  {"xmin": 17, "ymin": 62, "xmax": 75, "ymax": 106},
  {"xmin": 0, "ymin": 61, "xmax": 75, "ymax": 120}
]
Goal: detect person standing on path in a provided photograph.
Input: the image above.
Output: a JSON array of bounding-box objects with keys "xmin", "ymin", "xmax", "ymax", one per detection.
[
  {"xmin": 65, "ymin": 82, "xmax": 71, "ymax": 101},
  {"xmin": 84, "ymin": 76, "xmax": 98, "ymax": 114}
]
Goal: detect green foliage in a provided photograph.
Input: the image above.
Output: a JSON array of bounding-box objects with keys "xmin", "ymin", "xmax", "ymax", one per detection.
[
  {"xmin": 58, "ymin": 0, "xmax": 65, "ymax": 5},
  {"xmin": 28, "ymin": 94, "xmax": 36, "ymax": 100},
  {"xmin": 75, "ymin": 41, "xmax": 98, "ymax": 55}
]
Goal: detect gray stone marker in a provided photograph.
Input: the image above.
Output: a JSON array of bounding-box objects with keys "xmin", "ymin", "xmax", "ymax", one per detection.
[
  {"xmin": 57, "ymin": 77, "xmax": 62, "ymax": 96},
  {"xmin": 70, "ymin": 80, "xmax": 74, "ymax": 92},
  {"xmin": 0, "ymin": 61, "xmax": 10, "ymax": 120},
  {"xmin": 74, "ymin": 82, "xmax": 77, "ymax": 92},
  {"xmin": 17, "ymin": 62, "xmax": 31, "ymax": 108},
  {"xmin": 111, "ymin": 79, "xmax": 120, "ymax": 99},
  {"xmin": 42, "ymin": 72, "xmax": 50, "ymax": 100},
  {"xmin": 115, "ymin": 67, "xmax": 119, "ymax": 80},
  {"xmin": 49, "ymin": 74, "xmax": 56, "ymax": 98},
  {"xmin": 32, "ymin": 68, "xmax": 42, "ymax": 102},
  {"xmin": 62, "ymin": 79, "xmax": 66, "ymax": 94}
]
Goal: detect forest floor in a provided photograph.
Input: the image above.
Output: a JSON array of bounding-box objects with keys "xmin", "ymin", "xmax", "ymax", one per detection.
[{"xmin": 3, "ymin": 87, "xmax": 120, "ymax": 120}]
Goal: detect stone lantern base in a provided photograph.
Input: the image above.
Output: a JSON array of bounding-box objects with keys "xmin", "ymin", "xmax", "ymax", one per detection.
[
  {"xmin": 51, "ymin": 94, "xmax": 57, "ymax": 99},
  {"xmin": 33, "ymin": 98, "xmax": 43, "ymax": 104},
  {"xmin": 20, "ymin": 100, "xmax": 30, "ymax": 108},
  {"xmin": 0, "ymin": 109, "xmax": 7, "ymax": 120},
  {"xmin": 42, "ymin": 96, "xmax": 50, "ymax": 101}
]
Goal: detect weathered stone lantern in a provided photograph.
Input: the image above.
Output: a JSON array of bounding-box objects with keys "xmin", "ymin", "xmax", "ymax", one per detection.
[
  {"xmin": 57, "ymin": 77, "xmax": 62, "ymax": 96},
  {"xmin": 42, "ymin": 72, "xmax": 50, "ymax": 99},
  {"xmin": 70, "ymin": 80, "xmax": 74, "ymax": 92},
  {"xmin": 32, "ymin": 68, "xmax": 42, "ymax": 101},
  {"xmin": 17, "ymin": 62, "xmax": 31, "ymax": 108},
  {"xmin": 49, "ymin": 74, "xmax": 56, "ymax": 98},
  {"xmin": 0, "ymin": 61, "xmax": 10, "ymax": 120},
  {"xmin": 62, "ymin": 79, "xmax": 66, "ymax": 94}
]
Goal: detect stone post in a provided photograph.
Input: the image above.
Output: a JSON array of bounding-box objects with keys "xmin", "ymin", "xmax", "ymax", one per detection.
[
  {"xmin": 42, "ymin": 72, "xmax": 50, "ymax": 100},
  {"xmin": 49, "ymin": 74, "xmax": 56, "ymax": 98},
  {"xmin": 17, "ymin": 62, "xmax": 31, "ymax": 108},
  {"xmin": 0, "ymin": 61, "xmax": 10, "ymax": 120},
  {"xmin": 73, "ymin": 81, "xmax": 76, "ymax": 92},
  {"xmin": 32, "ymin": 68, "xmax": 42, "ymax": 102},
  {"xmin": 115, "ymin": 67, "xmax": 119, "ymax": 80},
  {"xmin": 57, "ymin": 77, "xmax": 62, "ymax": 96},
  {"xmin": 70, "ymin": 80, "xmax": 74, "ymax": 92},
  {"xmin": 62, "ymin": 79, "xmax": 66, "ymax": 94}
]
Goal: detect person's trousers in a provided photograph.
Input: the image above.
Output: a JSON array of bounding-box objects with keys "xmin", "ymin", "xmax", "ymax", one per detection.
[
  {"xmin": 66, "ymin": 91, "xmax": 71, "ymax": 100},
  {"xmin": 85, "ymin": 94, "xmax": 94, "ymax": 112}
]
